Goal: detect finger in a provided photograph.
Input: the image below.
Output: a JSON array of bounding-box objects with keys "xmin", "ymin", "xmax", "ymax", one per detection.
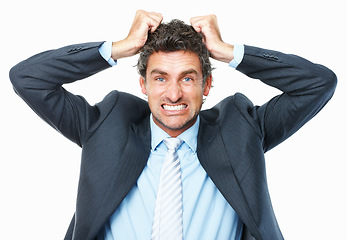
[
  {"xmin": 190, "ymin": 16, "xmax": 213, "ymax": 33},
  {"xmin": 149, "ymin": 12, "xmax": 163, "ymax": 22},
  {"xmin": 138, "ymin": 11, "xmax": 162, "ymax": 33},
  {"xmin": 190, "ymin": 16, "xmax": 204, "ymax": 23},
  {"xmin": 190, "ymin": 15, "xmax": 217, "ymax": 27},
  {"xmin": 135, "ymin": 10, "xmax": 162, "ymax": 26},
  {"xmin": 191, "ymin": 15, "xmax": 220, "ymax": 37},
  {"xmin": 190, "ymin": 17, "xmax": 204, "ymax": 33},
  {"xmin": 148, "ymin": 13, "xmax": 163, "ymax": 32}
]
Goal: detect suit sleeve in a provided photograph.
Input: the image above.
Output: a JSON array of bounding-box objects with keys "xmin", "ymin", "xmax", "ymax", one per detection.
[
  {"xmin": 9, "ymin": 42, "xmax": 111, "ymax": 147},
  {"xmin": 236, "ymin": 45, "xmax": 337, "ymax": 152}
]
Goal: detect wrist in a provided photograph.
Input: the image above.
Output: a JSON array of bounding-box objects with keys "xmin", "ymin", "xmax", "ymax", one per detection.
[
  {"xmin": 211, "ymin": 42, "xmax": 234, "ymax": 63},
  {"xmin": 111, "ymin": 39, "xmax": 139, "ymax": 60}
]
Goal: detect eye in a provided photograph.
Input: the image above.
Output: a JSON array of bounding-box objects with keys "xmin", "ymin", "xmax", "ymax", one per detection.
[
  {"xmin": 183, "ymin": 77, "xmax": 192, "ymax": 82},
  {"xmin": 156, "ymin": 77, "xmax": 165, "ymax": 82}
]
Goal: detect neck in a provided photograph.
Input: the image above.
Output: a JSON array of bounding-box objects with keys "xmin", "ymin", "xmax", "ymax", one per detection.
[{"xmin": 152, "ymin": 116, "xmax": 198, "ymax": 138}]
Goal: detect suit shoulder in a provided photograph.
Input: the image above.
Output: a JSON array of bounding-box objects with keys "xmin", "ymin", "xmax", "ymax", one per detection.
[
  {"xmin": 97, "ymin": 90, "xmax": 148, "ymax": 112},
  {"xmin": 201, "ymin": 93, "xmax": 262, "ymax": 136},
  {"xmin": 84, "ymin": 91, "xmax": 149, "ymax": 140},
  {"xmin": 201, "ymin": 93, "xmax": 254, "ymax": 121},
  {"xmin": 233, "ymin": 92, "xmax": 258, "ymax": 116},
  {"xmin": 97, "ymin": 90, "xmax": 149, "ymax": 122},
  {"xmin": 215, "ymin": 92, "xmax": 256, "ymax": 114},
  {"xmin": 231, "ymin": 93, "xmax": 261, "ymax": 126}
]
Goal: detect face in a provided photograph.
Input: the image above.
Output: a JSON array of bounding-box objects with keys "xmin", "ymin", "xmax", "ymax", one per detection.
[{"xmin": 140, "ymin": 51, "xmax": 212, "ymax": 137}]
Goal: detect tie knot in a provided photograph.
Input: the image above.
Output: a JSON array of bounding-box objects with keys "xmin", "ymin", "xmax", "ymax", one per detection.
[{"xmin": 163, "ymin": 138, "xmax": 183, "ymax": 151}]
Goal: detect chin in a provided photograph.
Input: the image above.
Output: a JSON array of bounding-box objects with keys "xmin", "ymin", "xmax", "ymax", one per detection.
[{"xmin": 157, "ymin": 116, "xmax": 197, "ymax": 132}]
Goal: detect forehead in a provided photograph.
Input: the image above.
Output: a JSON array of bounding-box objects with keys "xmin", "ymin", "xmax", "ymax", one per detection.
[{"xmin": 146, "ymin": 51, "xmax": 202, "ymax": 76}]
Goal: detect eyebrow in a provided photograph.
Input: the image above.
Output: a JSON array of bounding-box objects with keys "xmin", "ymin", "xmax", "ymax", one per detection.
[
  {"xmin": 150, "ymin": 69, "xmax": 168, "ymax": 75},
  {"xmin": 181, "ymin": 69, "xmax": 199, "ymax": 75},
  {"xmin": 150, "ymin": 69, "xmax": 199, "ymax": 76}
]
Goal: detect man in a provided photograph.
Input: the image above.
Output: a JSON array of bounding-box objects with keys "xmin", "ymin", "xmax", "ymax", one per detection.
[{"xmin": 10, "ymin": 10, "xmax": 336, "ymax": 240}]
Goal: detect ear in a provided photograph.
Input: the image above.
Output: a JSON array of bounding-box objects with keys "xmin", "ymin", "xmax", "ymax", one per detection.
[
  {"xmin": 203, "ymin": 74, "xmax": 212, "ymax": 96},
  {"xmin": 139, "ymin": 76, "xmax": 147, "ymax": 95}
]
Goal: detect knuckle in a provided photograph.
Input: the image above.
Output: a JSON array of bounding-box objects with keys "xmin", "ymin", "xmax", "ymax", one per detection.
[
  {"xmin": 136, "ymin": 9, "xmax": 146, "ymax": 17},
  {"xmin": 209, "ymin": 14, "xmax": 217, "ymax": 21}
]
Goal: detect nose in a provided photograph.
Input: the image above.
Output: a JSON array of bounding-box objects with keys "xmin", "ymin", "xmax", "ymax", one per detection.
[{"xmin": 165, "ymin": 81, "xmax": 183, "ymax": 103}]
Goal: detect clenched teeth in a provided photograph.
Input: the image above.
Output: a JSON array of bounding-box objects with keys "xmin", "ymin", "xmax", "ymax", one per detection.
[{"xmin": 162, "ymin": 104, "xmax": 187, "ymax": 111}]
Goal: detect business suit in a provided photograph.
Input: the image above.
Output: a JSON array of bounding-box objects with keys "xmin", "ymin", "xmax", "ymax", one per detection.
[{"xmin": 10, "ymin": 42, "xmax": 336, "ymax": 239}]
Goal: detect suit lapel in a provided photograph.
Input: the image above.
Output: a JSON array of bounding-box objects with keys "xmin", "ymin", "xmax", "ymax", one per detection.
[
  {"xmin": 197, "ymin": 115, "xmax": 259, "ymax": 235},
  {"xmin": 87, "ymin": 116, "xmax": 151, "ymax": 239}
]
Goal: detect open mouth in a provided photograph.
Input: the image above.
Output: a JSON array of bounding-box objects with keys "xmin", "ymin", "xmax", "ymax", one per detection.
[{"xmin": 162, "ymin": 104, "xmax": 188, "ymax": 111}]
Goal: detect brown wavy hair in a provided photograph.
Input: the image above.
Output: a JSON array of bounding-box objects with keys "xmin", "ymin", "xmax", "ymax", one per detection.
[{"xmin": 137, "ymin": 19, "xmax": 212, "ymax": 84}]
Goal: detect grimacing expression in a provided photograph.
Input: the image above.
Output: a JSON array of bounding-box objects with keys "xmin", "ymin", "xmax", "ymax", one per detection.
[{"xmin": 140, "ymin": 50, "xmax": 212, "ymax": 137}]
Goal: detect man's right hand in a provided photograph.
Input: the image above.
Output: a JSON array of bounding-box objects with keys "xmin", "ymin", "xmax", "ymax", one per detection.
[{"xmin": 111, "ymin": 10, "xmax": 163, "ymax": 60}]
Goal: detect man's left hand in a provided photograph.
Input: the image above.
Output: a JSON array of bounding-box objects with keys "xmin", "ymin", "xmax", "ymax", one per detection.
[{"xmin": 190, "ymin": 15, "xmax": 234, "ymax": 63}]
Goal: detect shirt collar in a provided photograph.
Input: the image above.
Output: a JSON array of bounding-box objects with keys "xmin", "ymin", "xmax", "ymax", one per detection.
[{"xmin": 150, "ymin": 114, "xmax": 199, "ymax": 153}]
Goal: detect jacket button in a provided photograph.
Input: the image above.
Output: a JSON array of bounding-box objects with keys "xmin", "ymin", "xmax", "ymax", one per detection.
[
  {"xmin": 263, "ymin": 53, "xmax": 278, "ymax": 60},
  {"xmin": 68, "ymin": 47, "xmax": 82, "ymax": 53}
]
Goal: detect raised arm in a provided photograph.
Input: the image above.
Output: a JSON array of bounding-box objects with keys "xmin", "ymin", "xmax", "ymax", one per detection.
[
  {"xmin": 237, "ymin": 45, "xmax": 337, "ymax": 151},
  {"xmin": 9, "ymin": 42, "xmax": 111, "ymax": 146},
  {"xmin": 9, "ymin": 10, "xmax": 162, "ymax": 147},
  {"xmin": 191, "ymin": 14, "xmax": 337, "ymax": 151}
]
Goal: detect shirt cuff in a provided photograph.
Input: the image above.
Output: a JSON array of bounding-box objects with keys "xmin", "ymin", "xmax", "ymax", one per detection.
[
  {"xmin": 98, "ymin": 41, "xmax": 117, "ymax": 66},
  {"xmin": 229, "ymin": 44, "xmax": 244, "ymax": 69}
]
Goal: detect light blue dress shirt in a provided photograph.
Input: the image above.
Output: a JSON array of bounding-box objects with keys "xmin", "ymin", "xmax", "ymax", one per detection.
[{"xmin": 97, "ymin": 42, "xmax": 245, "ymax": 240}]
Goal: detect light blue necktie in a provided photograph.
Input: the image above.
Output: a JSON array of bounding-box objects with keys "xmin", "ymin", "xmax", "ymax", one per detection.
[{"xmin": 152, "ymin": 137, "xmax": 184, "ymax": 240}]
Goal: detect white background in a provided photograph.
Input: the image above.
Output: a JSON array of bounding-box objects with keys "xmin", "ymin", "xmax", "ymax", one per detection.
[{"xmin": 1, "ymin": 0, "xmax": 346, "ymax": 239}]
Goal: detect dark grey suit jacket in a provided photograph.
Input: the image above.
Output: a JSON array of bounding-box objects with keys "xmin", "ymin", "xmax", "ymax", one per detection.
[{"xmin": 10, "ymin": 42, "xmax": 336, "ymax": 240}]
